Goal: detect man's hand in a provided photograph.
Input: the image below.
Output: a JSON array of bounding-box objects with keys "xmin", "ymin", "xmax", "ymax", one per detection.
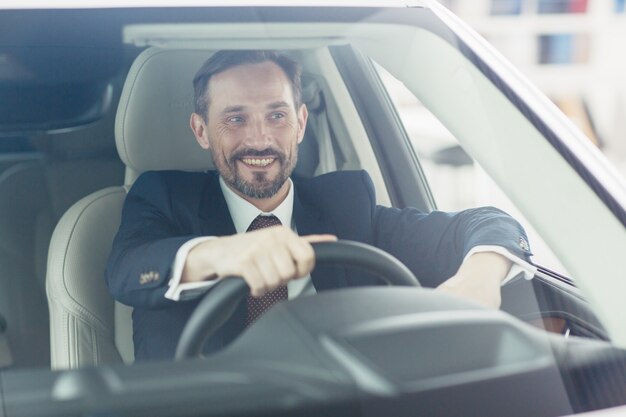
[
  {"xmin": 181, "ymin": 227, "xmax": 337, "ymax": 297},
  {"xmin": 436, "ymin": 252, "xmax": 512, "ymax": 309}
]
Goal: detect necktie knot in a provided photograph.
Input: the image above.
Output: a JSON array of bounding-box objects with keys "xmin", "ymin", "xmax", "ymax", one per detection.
[{"xmin": 247, "ymin": 214, "xmax": 282, "ymax": 231}]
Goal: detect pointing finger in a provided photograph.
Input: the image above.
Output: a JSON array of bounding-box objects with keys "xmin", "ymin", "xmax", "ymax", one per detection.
[{"xmin": 302, "ymin": 234, "xmax": 337, "ymax": 243}]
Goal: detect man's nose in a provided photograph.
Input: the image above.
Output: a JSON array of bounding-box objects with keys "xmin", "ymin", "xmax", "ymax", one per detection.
[{"xmin": 243, "ymin": 117, "xmax": 272, "ymax": 149}]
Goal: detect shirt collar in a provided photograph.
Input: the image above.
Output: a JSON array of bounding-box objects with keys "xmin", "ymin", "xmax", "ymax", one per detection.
[{"xmin": 219, "ymin": 176, "xmax": 294, "ymax": 233}]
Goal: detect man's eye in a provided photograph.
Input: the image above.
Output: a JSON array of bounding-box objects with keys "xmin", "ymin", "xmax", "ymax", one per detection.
[
  {"xmin": 228, "ymin": 116, "xmax": 244, "ymax": 123},
  {"xmin": 270, "ymin": 112, "xmax": 285, "ymax": 120}
]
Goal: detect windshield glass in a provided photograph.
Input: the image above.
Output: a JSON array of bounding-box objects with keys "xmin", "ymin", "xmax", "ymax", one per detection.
[{"xmin": 1, "ymin": 4, "xmax": 626, "ymax": 417}]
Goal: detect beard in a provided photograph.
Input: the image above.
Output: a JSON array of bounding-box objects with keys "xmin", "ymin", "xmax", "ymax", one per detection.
[{"xmin": 213, "ymin": 146, "xmax": 297, "ymax": 200}]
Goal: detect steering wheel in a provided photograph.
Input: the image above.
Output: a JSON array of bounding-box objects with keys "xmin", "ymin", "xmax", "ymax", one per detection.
[{"xmin": 175, "ymin": 240, "xmax": 420, "ymax": 360}]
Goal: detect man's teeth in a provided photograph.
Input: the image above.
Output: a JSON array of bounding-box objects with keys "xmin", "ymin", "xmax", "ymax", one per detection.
[{"xmin": 241, "ymin": 158, "xmax": 275, "ymax": 167}]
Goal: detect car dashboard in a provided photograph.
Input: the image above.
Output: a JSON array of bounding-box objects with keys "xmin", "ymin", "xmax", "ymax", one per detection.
[{"xmin": 2, "ymin": 287, "xmax": 626, "ymax": 416}]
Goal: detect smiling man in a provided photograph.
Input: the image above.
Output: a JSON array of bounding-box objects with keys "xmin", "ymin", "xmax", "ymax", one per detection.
[
  {"xmin": 192, "ymin": 56, "xmax": 305, "ymax": 211},
  {"xmin": 106, "ymin": 50, "xmax": 535, "ymax": 361}
]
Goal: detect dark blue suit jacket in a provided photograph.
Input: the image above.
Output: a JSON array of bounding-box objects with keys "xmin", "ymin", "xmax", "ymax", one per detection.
[{"xmin": 106, "ymin": 170, "xmax": 532, "ymax": 361}]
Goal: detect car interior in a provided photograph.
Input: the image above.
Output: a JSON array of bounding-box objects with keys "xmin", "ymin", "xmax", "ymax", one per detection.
[
  {"xmin": 1, "ymin": 7, "xmax": 626, "ymax": 416},
  {"xmin": 45, "ymin": 45, "xmax": 391, "ymax": 369},
  {"xmin": 0, "ymin": 81, "xmax": 125, "ymax": 369},
  {"xmin": 4, "ymin": 41, "xmax": 601, "ymax": 372}
]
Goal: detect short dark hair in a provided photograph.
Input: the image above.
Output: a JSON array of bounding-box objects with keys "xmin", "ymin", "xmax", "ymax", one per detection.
[{"xmin": 193, "ymin": 50, "xmax": 303, "ymax": 119}]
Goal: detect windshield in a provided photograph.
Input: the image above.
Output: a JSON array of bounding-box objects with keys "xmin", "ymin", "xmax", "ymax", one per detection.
[{"xmin": 1, "ymin": 4, "xmax": 626, "ymax": 417}]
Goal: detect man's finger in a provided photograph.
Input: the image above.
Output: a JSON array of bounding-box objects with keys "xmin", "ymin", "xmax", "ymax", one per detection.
[
  {"xmin": 242, "ymin": 264, "xmax": 267, "ymax": 297},
  {"xmin": 287, "ymin": 238, "xmax": 316, "ymax": 278},
  {"xmin": 253, "ymin": 254, "xmax": 281, "ymax": 291},
  {"xmin": 302, "ymin": 234, "xmax": 337, "ymax": 243},
  {"xmin": 270, "ymin": 246, "xmax": 298, "ymax": 283}
]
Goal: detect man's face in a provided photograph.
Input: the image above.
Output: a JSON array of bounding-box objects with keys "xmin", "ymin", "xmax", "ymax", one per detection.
[{"xmin": 191, "ymin": 61, "xmax": 307, "ymax": 200}]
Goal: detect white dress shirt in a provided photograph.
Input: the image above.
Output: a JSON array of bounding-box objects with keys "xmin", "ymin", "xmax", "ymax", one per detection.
[
  {"xmin": 165, "ymin": 177, "xmax": 314, "ymax": 301},
  {"xmin": 165, "ymin": 176, "xmax": 536, "ymax": 301}
]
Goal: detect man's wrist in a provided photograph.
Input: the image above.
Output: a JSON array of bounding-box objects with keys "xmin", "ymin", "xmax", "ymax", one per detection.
[
  {"xmin": 164, "ymin": 236, "xmax": 216, "ymax": 301},
  {"xmin": 463, "ymin": 245, "xmax": 536, "ymax": 285},
  {"xmin": 458, "ymin": 251, "xmax": 512, "ymax": 285},
  {"xmin": 181, "ymin": 239, "xmax": 219, "ymax": 283}
]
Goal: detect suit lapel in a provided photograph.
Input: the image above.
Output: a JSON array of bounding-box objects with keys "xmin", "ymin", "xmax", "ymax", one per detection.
[
  {"xmin": 293, "ymin": 185, "xmax": 348, "ymax": 291},
  {"xmin": 198, "ymin": 172, "xmax": 237, "ymax": 237},
  {"xmin": 197, "ymin": 172, "xmax": 245, "ymax": 344}
]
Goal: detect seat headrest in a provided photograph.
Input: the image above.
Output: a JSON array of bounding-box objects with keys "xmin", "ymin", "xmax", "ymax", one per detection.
[{"xmin": 115, "ymin": 48, "xmax": 215, "ymax": 174}]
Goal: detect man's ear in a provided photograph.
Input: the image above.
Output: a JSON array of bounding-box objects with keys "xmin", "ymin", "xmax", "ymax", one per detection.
[
  {"xmin": 296, "ymin": 104, "xmax": 308, "ymax": 145},
  {"xmin": 190, "ymin": 113, "xmax": 210, "ymax": 149}
]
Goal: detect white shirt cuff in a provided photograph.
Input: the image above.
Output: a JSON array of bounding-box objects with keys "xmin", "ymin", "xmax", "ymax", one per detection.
[
  {"xmin": 164, "ymin": 236, "xmax": 218, "ymax": 301},
  {"xmin": 463, "ymin": 245, "xmax": 536, "ymax": 286}
]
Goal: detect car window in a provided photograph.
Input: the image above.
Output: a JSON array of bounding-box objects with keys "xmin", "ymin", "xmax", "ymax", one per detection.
[
  {"xmin": 374, "ymin": 63, "xmax": 568, "ymax": 275},
  {"xmin": 0, "ymin": 136, "xmax": 41, "ymax": 175}
]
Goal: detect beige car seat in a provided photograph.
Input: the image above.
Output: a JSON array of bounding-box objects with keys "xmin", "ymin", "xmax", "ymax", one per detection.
[
  {"xmin": 46, "ymin": 47, "xmax": 328, "ymax": 369},
  {"xmin": 0, "ymin": 94, "xmax": 124, "ymax": 369},
  {"xmin": 46, "ymin": 48, "xmax": 218, "ymax": 369}
]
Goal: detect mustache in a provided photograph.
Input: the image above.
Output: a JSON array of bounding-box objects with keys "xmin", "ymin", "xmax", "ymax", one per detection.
[{"xmin": 230, "ymin": 148, "xmax": 284, "ymax": 161}]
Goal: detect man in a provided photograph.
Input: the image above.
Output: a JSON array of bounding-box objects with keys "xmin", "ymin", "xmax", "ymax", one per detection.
[{"xmin": 106, "ymin": 50, "xmax": 534, "ymax": 361}]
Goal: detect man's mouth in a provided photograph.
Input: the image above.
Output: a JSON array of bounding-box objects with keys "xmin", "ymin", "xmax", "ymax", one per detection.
[{"xmin": 240, "ymin": 157, "xmax": 276, "ymax": 167}]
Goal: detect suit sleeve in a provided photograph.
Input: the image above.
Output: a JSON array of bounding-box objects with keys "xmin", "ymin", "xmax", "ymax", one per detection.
[
  {"xmin": 363, "ymin": 173, "xmax": 533, "ymax": 288},
  {"xmin": 105, "ymin": 172, "xmax": 198, "ymax": 309}
]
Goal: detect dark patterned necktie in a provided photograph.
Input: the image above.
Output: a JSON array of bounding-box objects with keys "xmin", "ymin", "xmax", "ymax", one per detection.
[{"xmin": 245, "ymin": 214, "xmax": 288, "ymax": 326}]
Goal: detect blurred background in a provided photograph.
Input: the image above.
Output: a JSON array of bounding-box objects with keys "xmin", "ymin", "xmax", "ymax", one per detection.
[
  {"xmin": 380, "ymin": 0, "xmax": 626, "ymax": 273},
  {"xmin": 443, "ymin": 0, "xmax": 626, "ymax": 169}
]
